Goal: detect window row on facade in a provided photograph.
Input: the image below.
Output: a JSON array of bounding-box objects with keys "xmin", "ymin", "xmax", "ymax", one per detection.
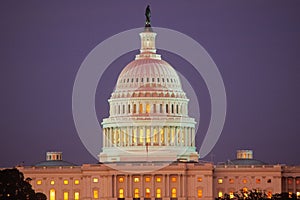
[
  {"xmin": 217, "ymin": 178, "xmax": 272, "ymax": 184},
  {"xmin": 103, "ymin": 126, "xmax": 195, "ymax": 147},
  {"xmin": 47, "ymin": 187, "xmax": 204, "ymax": 200},
  {"xmin": 119, "ymin": 76, "xmax": 179, "ymax": 85},
  {"xmin": 110, "ymin": 102, "xmax": 188, "ymax": 116}
]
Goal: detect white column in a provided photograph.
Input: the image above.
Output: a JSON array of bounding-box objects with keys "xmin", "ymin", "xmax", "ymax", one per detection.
[
  {"xmin": 164, "ymin": 127, "xmax": 168, "ymax": 146},
  {"xmin": 143, "ymin": 126, "xmax": 146, "ymax": 146},
  {"xmin": 129, "ymin": 127, "xmax": 133, "ymax": 146},
  {"xmin": 134, "ymin": 127, "xmax": 138, "ymax": 146},
  {"xmin": 191, "ymin": 128, "xmax": 195, "ymax": 146},
  {"xmin": 175, "ymin": 127, "xmax": 178, "ymax": 146},
  {"xmin": 150, "ymin": 126, "xmax": 154, "ymax": 146},
  {"xmin": 158, "ymin": 126, "xmax": 162, "ymax": 146}
]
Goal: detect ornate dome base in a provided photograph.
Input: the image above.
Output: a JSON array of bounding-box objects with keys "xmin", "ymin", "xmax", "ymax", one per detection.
[{"xmin": 99, "ymin": 146, "xmax": 199, "ymax": 162}]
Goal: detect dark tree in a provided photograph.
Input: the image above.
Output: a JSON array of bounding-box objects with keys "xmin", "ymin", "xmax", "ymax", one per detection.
[
  {"xmin": 0, "ymin": 168, "xmax": 37, "ymax": 200},
  {"xmin": 36, "ymin": 192, "xmax": 47, "ymax": 200}
]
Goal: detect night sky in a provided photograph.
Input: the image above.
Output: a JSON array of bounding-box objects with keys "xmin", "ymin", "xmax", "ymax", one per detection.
[{"xmin": 1, "ymin": 1, "xmax": 299, "ymax": 167}]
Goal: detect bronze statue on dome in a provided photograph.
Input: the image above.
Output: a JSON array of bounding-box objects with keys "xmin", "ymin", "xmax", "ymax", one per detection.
[{"xmin": 145, "ymin": 5, "xmax": 151, "ymax": 27}]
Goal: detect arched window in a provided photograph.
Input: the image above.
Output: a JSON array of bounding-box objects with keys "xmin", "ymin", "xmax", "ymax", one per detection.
[
  {"xmin": 134, "ymin": 188, "xmax": 139, "ymax": 198},
  {"xmin": 171, "ymin": 188, "xmax": 177, "ymax": 198},
  {"xmin": 156, "ymin": 188, "xmax": 161, "ymax": 198},
  {"xmin": 133, "ymin": 104, "xmax": 136, "ymax": 113},
  {"xmin": 171, "ymin": 104, "xmax": 174, "ymax": 113},
  {"xmin": 49, "ymin": 189, "xmax": 55, "ymax": 200}
]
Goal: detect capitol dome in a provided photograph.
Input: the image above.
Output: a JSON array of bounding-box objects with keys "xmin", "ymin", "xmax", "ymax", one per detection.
[{"xmin": 99, "ymin": 23, "xmax": 199, "ymax": 163}]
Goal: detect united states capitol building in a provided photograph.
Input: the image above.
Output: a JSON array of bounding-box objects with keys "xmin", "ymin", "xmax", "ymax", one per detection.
[{"xmin": 13, "ymin": 9, "xmax": 300, "ymax": 200}]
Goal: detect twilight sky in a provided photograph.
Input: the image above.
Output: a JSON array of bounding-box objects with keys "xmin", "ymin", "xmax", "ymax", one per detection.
[{"xmin": 0, "ymin": 1, "xmax": 299, "ymax": 167}]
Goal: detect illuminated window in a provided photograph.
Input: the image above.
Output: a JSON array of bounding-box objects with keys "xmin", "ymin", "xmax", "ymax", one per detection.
[
  {"xmin": 297, "ymin": 179, "xmax": 300, "ymax": 185},
  {"xmin": 218, "ymin": 191, "xmax": 223, "ymax": 198},
  {"xmin": 145, "ymin": 177, "xmax": 151, "ymax": 182},
  {"xmin": 63, "ymin": 192, "xmax": 68, "ymax": 200},
  {"xmin": 197, "ymin": 177, "xmax": 202, "ymax": 182},
  {"xmin": 93, "ymin": 189, "xmax": 99, "ymax": 199},
  {"xmin": 134, "ymin": 188, "xmax": 139, "ymax": 198},
  {"xmin": 197, "ymin": 189, "xmax": 203, "ymax": 198},
  {"xmin": 50, "ymin": 189, "xmax": 55, "ymax": 200},
  {"xmin": 156, "ymin": 188, "xmax": 161, "ymax": 198},
  {"xmin": 229, "ymin": 192, "xmax": 234, "ymax": 199},
  {"xmin": 256, "ymin": 178, "xmax": 261, "ymax": 184},
  {"xmin": 50, "ymin": 180, "xmax": 55, "ymax": 185},
  {"xmin": 36, "ymin": 180, "xmax": 42, "ymax": 185},
  {"xmin": 218, "ymin": 178, "xmax": 223, "ymax": 184},
  {"xmin": 229, "ymin": 178, "xmax": 234, "ymax": 184},
  {"xmin": 93, "ymin": 178, "xmax": 99, "ymax": 183},
  {"xmin": 242, "ymin": 179, "xmax": 247, "ymax": 184},
  {"xmin": 171, "ymin": 188, "xmax": 177, "ymax": 198},
  {"xmin": 297, "ymin": 192, "xmax": 300, "ymax": 198},
  {"xmin": 171, "ymin": 177, "xmax": 177, "ymax": 182},
  {"xmin": 74, "ymin": 179, "xmax": 80, "ymax": 185},
  {"xmin": 119, "ymin": 188, "xmax": 124, "ymax": 198},
  {"xmin": 63, "ymin": 180, "xmax": 69, "ymax": 185},
  {"xmin": 156, "ymin": 177, "xmax": 161, "ymax": 183},
  {"xmin": 145, "ymin": 188, "xmax": 151, "ymax": 198},
  {"xmin": 134, "ymin": 177, "xmax": 140, "ymax": 183},
  {"xmin": 243, "ymin": 188, "xmax": 248, "ymax": 193},
  {"xmin": 74, "ymin": 192, "xmax": 79, "ymax": 200},
  {"xmin": 139, "ymin": 104, "xmax": 143, "ymax": 113},
  {"xmin": 119, "ymin": 177, "xmax": 124, "ymax": 183},
  {"xmin": 146, "ymin": 104, "xmax": 150, "ymax": 114}
]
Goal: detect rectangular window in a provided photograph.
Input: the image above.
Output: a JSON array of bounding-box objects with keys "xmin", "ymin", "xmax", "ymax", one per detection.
[
  {"xmin": 134, "ymin": 188, "xmax": 139, "ymax": 198},
  {"xmin": 256, "ymin": 178, "xmax": 261, "ymax": 184},
  {"xmin": 63, "ymin": 180, "xmax": 69, "ymax": 185},
  {"xmin": 74, "ymin": 179, "xmax": 80, "ymax": 185},
  {"xmin": 93, "ymin": 190, "xmax": 99, "ymax": 199},
  {"xmin": 36, "ymin": 180, "xmax": 42, "ymax": 185},
  {"xmin": 50, "ymin": 189, "xmax": 55, "ymax": 200},
  {"xmin": 119, "ymin": 188, "xmax": 124, "ymax": 198},
  {"xmin": 197, "ymin": 189, "xmax": 202, "ymax": 198},
  {"xmin": 156, "ymin": 177, "xmax": 161, "ymax": 183},
  {"xmin": 229, "ymin": 178, "xmax": 234, "ymax": 184},
  {"xmin": 134, "ymin": 177, "xmax": 140, "ymax": 183},
  {"xmin": 50, "ymin": 180, "xmax": 55, "ymax": 185},
  {"xmin": 133, "ymin": 104, "xmax": 136, "ymax": 113},
  {"xmin": 63, "ymin": 192, "xmax": 69, "ymax": 200},
  {"xmin": 218, "ymin": 178, "xmax": 223, "ymax": 184},
  {"xmin": 229, "ymin": 192, "xmax": 234, "ymax": 199},
  {"xmin": 93, "ymin": 178, "xmax": 99, "ymax": 183},
  {"xmin": 171, "ymin": 188, "xmax": 177, "ymax": 198},
  {"xmin": 145, "ymin": 188, "xmax": 150, "ymax": 198},
  {"xmin": 171, "ymin": 177, "xmax": 177, "ymax": 182},
  {"xmin": 197, "ymin": 177, "xmax": 202, "ymax": 182},
  {"xmin": 74, "ymin": 192, "xmax": 79, "ymax": 200},
  {"xmin": 218, "ymin": 191, "xmax": 223, "ymax": 198},
  {"xmin": 145, "ymin": 177, "xmax": 151, "ymax": 182},
  {"xmin": 156, "ymin": 188, "xmax": 161, "ymax": 198}
]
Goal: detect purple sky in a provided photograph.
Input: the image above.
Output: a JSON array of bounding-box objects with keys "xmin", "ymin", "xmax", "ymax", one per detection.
[{"xmin": 0, "ymin": 1, "xmax": 300, "ymax": 167}]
